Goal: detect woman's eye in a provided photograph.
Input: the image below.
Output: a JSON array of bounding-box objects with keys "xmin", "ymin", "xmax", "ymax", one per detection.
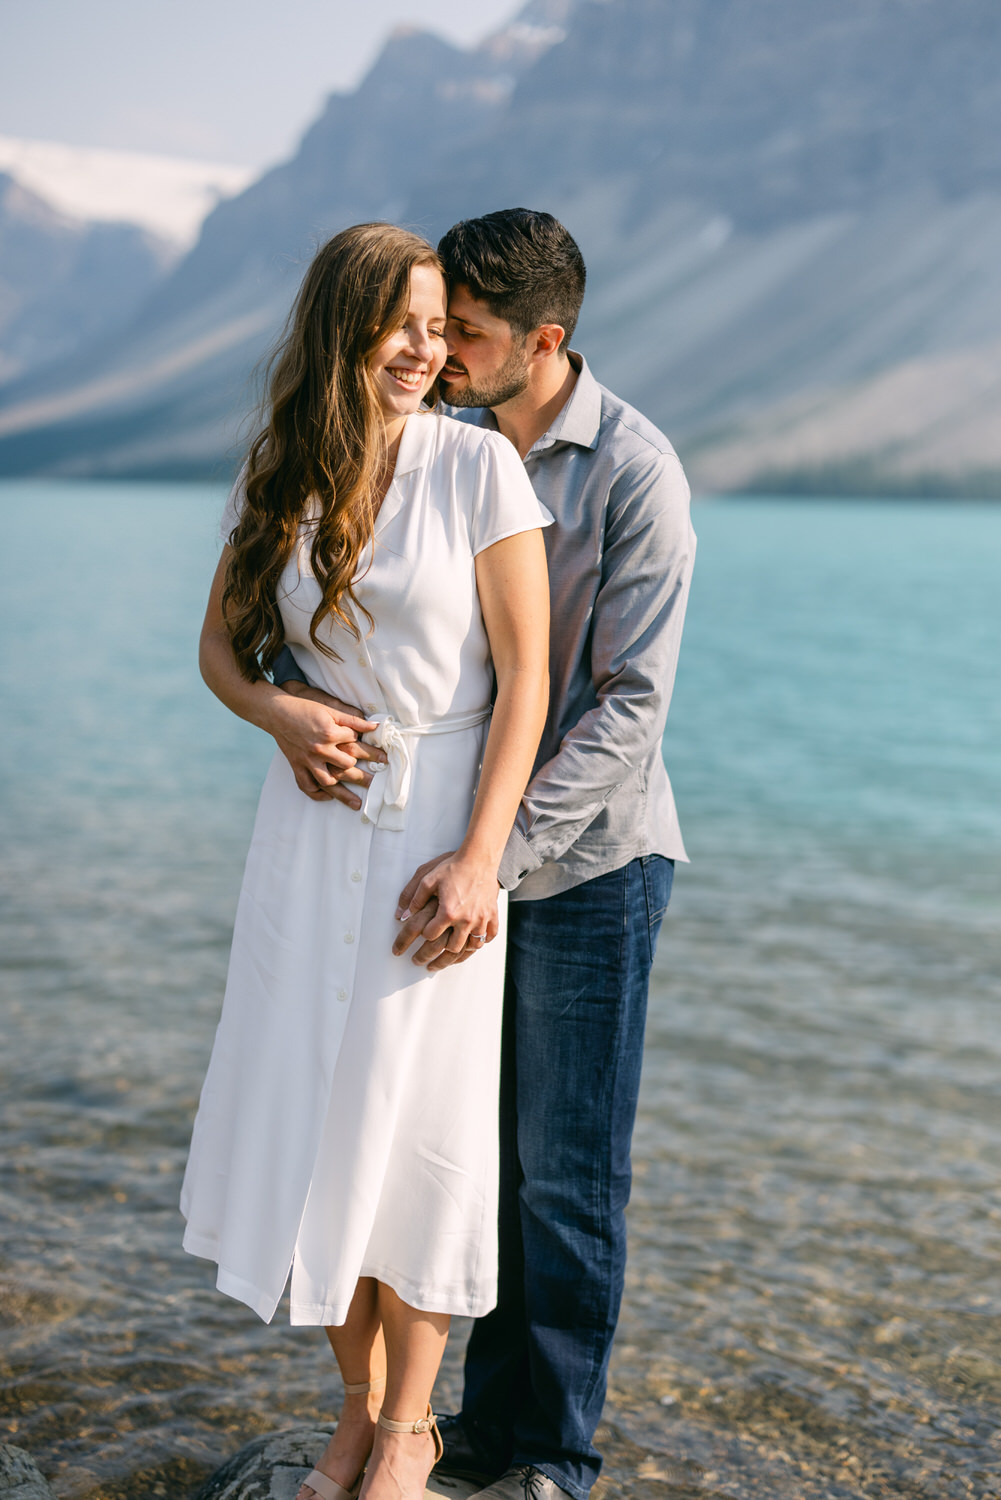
[{"xmin": 431, "ymin": 327, "xmax": 446, "ymax": 339}]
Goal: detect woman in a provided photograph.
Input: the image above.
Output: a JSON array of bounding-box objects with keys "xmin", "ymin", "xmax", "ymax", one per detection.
[{"xmin": 180, "ymin": 223, "xmax": 550, "ymax": 1500}]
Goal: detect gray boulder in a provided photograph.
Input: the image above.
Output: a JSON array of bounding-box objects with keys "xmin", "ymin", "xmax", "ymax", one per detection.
[
  {"xmin": 193, "ymin": 1427, "xmax": 479, "ymax": 1500},
  {"xmin": 0, "ymin": 1445, "xmax": 58, "ymax": 1500}
]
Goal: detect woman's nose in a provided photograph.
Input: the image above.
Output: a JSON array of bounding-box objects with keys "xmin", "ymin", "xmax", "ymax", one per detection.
[{"xmin": 408, "ymin": 327, "xmax": 433, "ymax": 361}]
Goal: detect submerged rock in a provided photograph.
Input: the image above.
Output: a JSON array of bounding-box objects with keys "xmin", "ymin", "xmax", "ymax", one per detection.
[
  {"xmin": 0, "ymin": 1445, "xmax": 59, "ymax": 1500},
  {"xmin": 193, "ymin": 1428, "xmax": 479, "ymax": 1500}
]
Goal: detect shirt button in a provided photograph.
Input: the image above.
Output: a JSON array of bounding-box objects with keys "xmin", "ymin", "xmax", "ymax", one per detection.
[
  {"xmin": 357, "ymin": 654, "xmax": 366, "ymax": 667},
  {"xmin": 351, "ymin": 870, "xmax": 362, "ymax": 882},
  {"xmin": 337, "ymin": 987, "xmax": 348, "ymax": 1002},
  {"xmin": 343, "ymin": 932, "xmax": 354, "ymax": 944},
  {"xmin": 366, "ymin": 704, "xmax": 378, "ymax": 714},
  {"xmin": 360, "ymin": 813, "xmax": 370, "ymax": 825}
]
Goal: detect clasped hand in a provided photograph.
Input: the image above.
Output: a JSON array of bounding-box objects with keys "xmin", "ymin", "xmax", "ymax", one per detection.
[
  {"xmin": 273, "ymin": 682, "xmax": 494, "ymax": 972},
  {"xmin": 393, "ymin": 853, "xmax": 500, "ymax": 972},
  {"xmin": 271, "ymin": 681, "xmax": 388, "ymax": 804}
]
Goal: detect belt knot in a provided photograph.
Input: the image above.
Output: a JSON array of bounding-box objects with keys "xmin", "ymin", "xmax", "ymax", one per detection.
[{"xmin": 360, "ymin": 707, "xmax": 492, "ymax": 832}]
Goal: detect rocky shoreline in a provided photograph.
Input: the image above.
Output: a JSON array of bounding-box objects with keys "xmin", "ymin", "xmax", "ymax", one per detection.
[
  {"xmin": 0, "ymin": 1435, "xmax": 481, "ymax": 1500},
  {"xmin": 189, "ymin": 1429, "xmax": 480, "ymax": 1500}
]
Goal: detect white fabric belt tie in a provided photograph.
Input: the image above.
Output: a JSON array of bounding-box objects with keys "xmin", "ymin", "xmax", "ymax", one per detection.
[{"xmin": 363, "ymin": 707, "xmax": 492, "ymax": 831}]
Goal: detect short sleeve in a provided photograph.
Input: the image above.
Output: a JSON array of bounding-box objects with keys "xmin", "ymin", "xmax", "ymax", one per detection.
[
  {"xmin": 470, "ymin": 430, "xmax": 553, "ymax": 556},
  {"xmin": 219, "ymin": 464, "xmax": 247, "ymax": 543}
]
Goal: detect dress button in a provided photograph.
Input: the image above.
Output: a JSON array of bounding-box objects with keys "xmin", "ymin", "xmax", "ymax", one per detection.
[
  {"xmin": 351, "ymin": 870, "xmax": 362, "ymax": 882},
  {"xmin": 360, "ymin": 813, "xmax": 370, "ymax": 825},
  {"xmin": 337, "ymin": 987, "xmax": 348, "ymax": 1002},
  {"xmin": 344, "ymin": 932, "xmax": 355, "ymax": 944}
]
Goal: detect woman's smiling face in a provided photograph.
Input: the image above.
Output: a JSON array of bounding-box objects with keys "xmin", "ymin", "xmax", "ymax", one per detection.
[{"xmin": 369, "ymin": 263, "xmax": 448, "ymax": 426}]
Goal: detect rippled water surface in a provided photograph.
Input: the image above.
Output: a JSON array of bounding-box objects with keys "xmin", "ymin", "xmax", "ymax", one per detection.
[{"xmin": 1, "ymin": 484, "xmax": 1000, "ymax": 1499}]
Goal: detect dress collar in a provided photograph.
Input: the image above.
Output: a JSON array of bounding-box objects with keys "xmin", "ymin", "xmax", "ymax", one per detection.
[
  {"xmin": 394, "ymin": 409, "xmax": 438, "ymax": 475},
  {"xmin": 374, "ymin": 410, "xmax": 438, "ymax": 534}
]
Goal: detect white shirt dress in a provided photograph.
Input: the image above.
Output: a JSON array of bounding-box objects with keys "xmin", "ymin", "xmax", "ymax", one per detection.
[{"xmin": 180, "ymin": 411, "xmax": 550, "ymax": 1325}]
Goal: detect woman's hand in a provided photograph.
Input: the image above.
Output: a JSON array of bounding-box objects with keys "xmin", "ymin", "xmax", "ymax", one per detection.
[
  {"xmin": 392, "ymin": 853, "xmax": 500, "ymax": 965},
  {"xmin": 263, "ymin": 691, "xmax": 378, "ymax": 805}
]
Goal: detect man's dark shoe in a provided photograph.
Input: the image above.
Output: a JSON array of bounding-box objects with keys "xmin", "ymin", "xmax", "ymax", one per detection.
[
  {"xmin": 433, "ymin": 1413, "xmax": 505, "ymax": 1486},
  {"xmin": 471, "ymin": 1466, "xmax": 569, "ymax": 1499}
]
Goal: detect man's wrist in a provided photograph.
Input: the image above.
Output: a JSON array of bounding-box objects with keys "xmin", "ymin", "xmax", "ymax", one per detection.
[{"xmin": 497, "ymin": 825, "xmax": 542, "ymax": 891}]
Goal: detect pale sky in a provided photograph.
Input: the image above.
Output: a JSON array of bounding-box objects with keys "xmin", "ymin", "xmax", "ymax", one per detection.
[{"xmin": 0, "ymin": 0, "xmax": 523, "ymax": 168}]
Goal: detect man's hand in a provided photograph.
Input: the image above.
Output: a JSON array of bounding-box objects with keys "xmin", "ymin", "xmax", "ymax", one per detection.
[
  {"xmin": 393, "ymin": 852, "xmax": 499, "ymax": 971},
  {"xmin": 269, "ymin": 681, "xmax": 387, "ymax": 807}
]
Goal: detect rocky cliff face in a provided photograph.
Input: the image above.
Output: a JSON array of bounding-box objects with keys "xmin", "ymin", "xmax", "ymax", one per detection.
[
  {"xmin": 0, "ymin": 173, "xmax": 172, "ymax": 385},
  {"xmin": 462, "ymin": 0, "xmax": 1001, "ymax": 223},
  {"xmin": 2, "ymin": 0, "xmax": 1000, "ymax": 493},
  {"xmin": 109, "ymin": 0, "xmax": 574, "ymax": 333}
]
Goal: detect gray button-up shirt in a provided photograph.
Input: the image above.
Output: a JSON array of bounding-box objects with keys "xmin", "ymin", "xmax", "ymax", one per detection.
[{"xmin": 452, "ymin": 354, "xmax": 695, "ymax": 900}]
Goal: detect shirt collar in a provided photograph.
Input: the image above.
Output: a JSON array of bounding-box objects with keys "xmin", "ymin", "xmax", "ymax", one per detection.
[{"xmin": 527, "ymin": 351, "xmax": 602, "ymax": 456}]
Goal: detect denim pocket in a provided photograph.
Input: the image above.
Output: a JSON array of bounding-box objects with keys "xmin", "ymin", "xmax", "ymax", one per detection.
[{"xmin": 640, "ymin": 854, "xmax": 674, "ymax": 933}]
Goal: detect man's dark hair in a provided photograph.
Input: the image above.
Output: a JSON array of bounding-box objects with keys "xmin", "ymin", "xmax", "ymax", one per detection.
[{"xmin": 438, "ymin": 208, "xmax": 586, "ymax": 348}]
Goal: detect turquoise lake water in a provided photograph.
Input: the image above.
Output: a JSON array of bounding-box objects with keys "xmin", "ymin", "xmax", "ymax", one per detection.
[{"xmin": 1, "ymin": 482, "xmax": 999, "ymax": 1499}]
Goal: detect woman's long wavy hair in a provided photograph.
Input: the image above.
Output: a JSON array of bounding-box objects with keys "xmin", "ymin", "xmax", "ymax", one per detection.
[{"xmin": 223, "ymin": 222, "xmax": 444, "ymax": 678}]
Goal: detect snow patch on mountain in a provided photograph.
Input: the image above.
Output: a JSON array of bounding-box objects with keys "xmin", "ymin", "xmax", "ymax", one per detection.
[{"xmin": 0, "ymin": 137, "xmax": 254, "ymax": 248}]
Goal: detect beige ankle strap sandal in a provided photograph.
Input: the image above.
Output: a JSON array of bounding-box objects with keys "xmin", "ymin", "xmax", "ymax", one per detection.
[
  {"xmin": 299, "ymin": 1470, "xmax": 362, "ymax": 1500},
  {"xmin": 377, "ymin": 1404, "xmax": 444, "ymax": 1464},
  {"xmin": 299, "ymin": 1379, "xmax": 385, "ymax": 1500}
]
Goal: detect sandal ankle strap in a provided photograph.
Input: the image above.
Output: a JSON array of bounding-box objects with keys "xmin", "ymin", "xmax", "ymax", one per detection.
[
  {"xmin": 377, "ymin": 1408, "xmax": 434, "ymax": 1435},
  {"xmin": 377, "ymin": 1405, "xmax": 443, "ymax": 1464},
  {"xmin": 342, "ymin": 1373, "xmax": 386, "ymax": 1395},
  {"xmin": 300, "ymin": 1468, "xmax": 361, "ymax": 1500}
]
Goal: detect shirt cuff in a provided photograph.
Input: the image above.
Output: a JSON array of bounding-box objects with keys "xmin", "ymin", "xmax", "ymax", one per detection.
[{"xmin": 498, "ymin": 825, "xmax": 543, "ymax": 892}]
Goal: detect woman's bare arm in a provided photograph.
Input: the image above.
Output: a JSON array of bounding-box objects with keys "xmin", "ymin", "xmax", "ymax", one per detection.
[
  {"xmin": 393, "ymin": 527, "xmax": 550, "ymax": 961},
  {"xmin": 200, "ymin": 548, "xmax": 383, "ymax": 804}
]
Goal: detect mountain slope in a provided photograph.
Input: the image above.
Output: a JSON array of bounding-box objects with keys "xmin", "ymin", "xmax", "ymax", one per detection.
[
  {"xmin": 440, "ymin": 0, "xmax": 1001, "ymax": 224},
  {"xmin": 1, "ymin": 0, "xmax": 1000, "ymax": 493},
  {"xmin": 0, "ymin": 173, "xmax": 173, "ymax": 385}
]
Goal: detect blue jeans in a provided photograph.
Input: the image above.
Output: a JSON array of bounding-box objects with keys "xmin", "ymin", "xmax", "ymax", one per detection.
[{"xmin": 461, "ymin": 855, "xmax": 674, "ymax": 1500}]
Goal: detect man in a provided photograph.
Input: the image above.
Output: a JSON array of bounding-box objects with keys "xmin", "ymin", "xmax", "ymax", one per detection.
[{"xmin": 276, "ymin": 209, "xmax": 694, "ymax": 1500}]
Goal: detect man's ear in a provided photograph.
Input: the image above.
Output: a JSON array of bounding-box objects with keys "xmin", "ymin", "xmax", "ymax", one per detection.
[{"xmin": 528, "ymin": 323, "xmax": 567, "ymax": 362}]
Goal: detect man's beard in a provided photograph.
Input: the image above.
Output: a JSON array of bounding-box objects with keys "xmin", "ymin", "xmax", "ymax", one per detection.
[{"xmin": 441, "ymin": 346, "xmax": 529, "ymax": 409}]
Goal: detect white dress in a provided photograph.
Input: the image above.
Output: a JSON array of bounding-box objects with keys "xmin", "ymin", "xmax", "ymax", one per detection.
[{"xmin": 180, "ymin": 411, "xmax": 550, "ymax": 1325}]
